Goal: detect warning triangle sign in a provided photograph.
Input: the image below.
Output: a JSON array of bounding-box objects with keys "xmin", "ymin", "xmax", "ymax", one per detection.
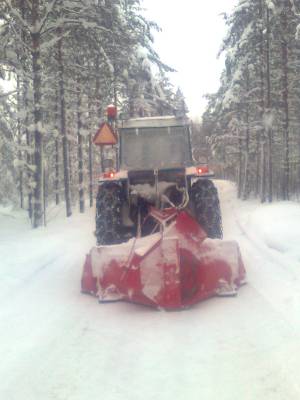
[{"xmin": 93, "ymin": 122, "xmax": 118, "ymax": 146}]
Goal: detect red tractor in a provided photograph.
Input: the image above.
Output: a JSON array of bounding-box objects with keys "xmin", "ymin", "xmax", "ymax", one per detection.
[{"xmin": 81, "ymin": 113, "xmax": 246, "ymax": 309}]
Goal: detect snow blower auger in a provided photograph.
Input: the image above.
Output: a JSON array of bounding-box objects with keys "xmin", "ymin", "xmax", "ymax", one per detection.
[{"xmin": 81, "ymin": 109, "xmax": 246, "ymax": 310}]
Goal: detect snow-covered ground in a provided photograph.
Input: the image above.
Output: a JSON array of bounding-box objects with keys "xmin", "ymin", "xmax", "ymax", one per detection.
[{"xmin": 1, "ymin": 180, "xmax": 300, "ymax": 400}]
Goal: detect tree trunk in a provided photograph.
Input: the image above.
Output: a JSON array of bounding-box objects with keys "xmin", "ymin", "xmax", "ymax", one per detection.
[
  {"xmin": 77, "ymin": 81, "xmax": 85, "ymax": 213},
  {"xmin": 25, "ymin": 89, "xmax": 32, "ymax": 220},
  {"xmin": 20, "ymin": 0, "xmax": 32, "ymax": 220},
  {"xmin": 55, "ymin": 137, "xmax": 60, "ymax": 205},
  {"xmin": 95, "ymin": 55, "xmax": 101, "ymax": 118},
  {"xmin": 43, "ymin": 166, "xmax": 47, "ymax": 226},
  {"xmin": 242, "ymin": 64, "xmax": 250, "ymax": 200},
  {"xmin": 281, "ymin": 4, "xmax": 290, "ymax": 200},
  {"xmin": 237, "ymin": 119, "xmax": 243, "ymax": 199},
  {"xmin": 54, "ymin": 90, "xmax": 60, "ymax": 206},
  {"xmin": 259, "ymin": 0, "xmax": 266, "ymax": 203},
  {"xmin": 57, "ymin": 28, "xmax": 72, "ymax": 217},
  {"xmin": 88, "ymin": 92, "xmax": 93, "ymax": 207},
  {"xmin": 17, "ymin": 75, "xmax": 24, "ymax": 209},
  {"xmin": 31, "ymin": 0, "xmax": 44, "ymax": 228},
  {"xmin": 266, "ymin": 6, "xmax": 273, "ymax": 203}
]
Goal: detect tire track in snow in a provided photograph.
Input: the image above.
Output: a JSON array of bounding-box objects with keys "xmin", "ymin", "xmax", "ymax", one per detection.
[
  {"xmin": 21, "ymin": 254, "xmax": 63, "ymax": 284},
  {"xmin": 0, "ymin": 253, "xmax": 63, "ymax": 305}
]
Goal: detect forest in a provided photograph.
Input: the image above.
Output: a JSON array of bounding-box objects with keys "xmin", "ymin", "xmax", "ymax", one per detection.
[
  {"xmin": 203, "ymin": 0, "xmax": 300, "ymax": 202},
  {"xmin": 0, "ymin": 0, "xmax": 186, "ymax": 227},
  {"xmin": 2, "ymin": 0, "xmax": 300, "ymax": 231}
]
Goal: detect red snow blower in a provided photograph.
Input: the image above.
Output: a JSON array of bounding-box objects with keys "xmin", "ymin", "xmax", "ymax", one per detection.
[{"xmin": 81, "ymin": 110, "xmax": 246, "ymax": 310}]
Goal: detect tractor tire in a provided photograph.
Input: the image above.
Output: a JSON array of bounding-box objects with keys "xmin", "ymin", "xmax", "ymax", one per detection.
[
  {"xmin": 191, "ymin": 179, "xmax": 223, "ymax": 239},
  {"xmin": 95, "ymin": 183, "xmax": 123, "ymax": 245}
]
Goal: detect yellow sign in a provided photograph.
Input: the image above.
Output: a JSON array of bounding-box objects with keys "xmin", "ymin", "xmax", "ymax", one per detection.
[{"xmin": 93, "ymin": 123, "xmax": 118, "ymax": 146}]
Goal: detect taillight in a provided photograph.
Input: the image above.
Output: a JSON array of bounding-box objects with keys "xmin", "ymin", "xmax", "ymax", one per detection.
[
  {"xmin": 103, "ymin": 171, "xmax": 116, "ymax": 179},
  {"xmin": 196, "ymin": 166, "xmax": 209, "ymax": 175}
]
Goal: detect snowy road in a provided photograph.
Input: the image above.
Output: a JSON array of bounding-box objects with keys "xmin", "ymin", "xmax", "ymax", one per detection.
[{"xmin": 1, "ymin": 181, "xmax": 300, "ymax": 400}]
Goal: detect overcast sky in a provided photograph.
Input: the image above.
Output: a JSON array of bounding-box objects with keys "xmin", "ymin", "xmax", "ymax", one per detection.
[{"xmin": 142, "ymin": 0, "xmax": 236, "ymax": 119}]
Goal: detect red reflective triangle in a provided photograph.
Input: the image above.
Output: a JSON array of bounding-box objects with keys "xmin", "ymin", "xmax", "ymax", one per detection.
[{"xmin": 93, "ymin": 122, "xmax": 117, "ymax": 146}]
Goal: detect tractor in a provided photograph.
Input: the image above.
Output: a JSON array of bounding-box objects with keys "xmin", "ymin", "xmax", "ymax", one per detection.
[
  {"xmin": 95, "ymin": 115, "xmax": 222, "ymax": 245},
  {"xmin": 81, "ymin": 110, "xmax": 246, "ymax": 309}
]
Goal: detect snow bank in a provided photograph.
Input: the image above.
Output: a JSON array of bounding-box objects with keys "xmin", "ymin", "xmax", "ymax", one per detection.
[
  {"xmin": 215, "ymin": 180, "xmax": 300, "ymax": 265},
  {"xmin": 247, "ymin": 202, "xmax": 300, "ymax": 262}
]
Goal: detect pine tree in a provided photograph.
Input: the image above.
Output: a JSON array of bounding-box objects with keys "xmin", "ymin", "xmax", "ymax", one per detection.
[
  {"xmin": 0, "ymin": 0, "xmax": 182, "ymax": 225},
  {"xmin": 203, "ymin": 0, "xmax": 300, "ymax": 201}
]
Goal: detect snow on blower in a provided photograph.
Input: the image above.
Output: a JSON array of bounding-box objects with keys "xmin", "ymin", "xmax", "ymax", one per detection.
[{"xmin": 81, "ymin": 106, "xmax": 246, "ymax": 309}]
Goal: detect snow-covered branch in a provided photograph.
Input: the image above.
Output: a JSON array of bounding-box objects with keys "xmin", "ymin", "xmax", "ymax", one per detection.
[
  {"xmin": 3, "ymin": 0, "xmax": 31, "ymax": 33},
  {"xmin": 38, "ymin": 0, "xmax": 60, "ymax": 34},
  {"xmin": 0, "ymin": 91, "xmax": 17, "ymax": 99}
]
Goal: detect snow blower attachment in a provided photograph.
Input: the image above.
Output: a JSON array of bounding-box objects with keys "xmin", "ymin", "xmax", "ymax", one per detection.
[
  {"xmin": 82, "ymin": 207, "xmax": 245, "ymax": 309},
  {"xmin": 81, "ymin": 112, "xmax": 246, "ymax": 310}
]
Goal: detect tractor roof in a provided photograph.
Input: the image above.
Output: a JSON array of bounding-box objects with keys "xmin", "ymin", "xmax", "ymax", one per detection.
[{"xmin": 118, "ymin": 116, "xmax": 190, "ymax": 129}]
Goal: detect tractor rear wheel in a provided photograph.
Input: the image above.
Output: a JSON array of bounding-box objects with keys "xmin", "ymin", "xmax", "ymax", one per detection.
[
  {"xmin": 95, "ymin": 183, "xmax": 123, "ymax": 245},
  {"xmin": 191, "ymin": 179, "xmax": 223, "ymax": 239}
]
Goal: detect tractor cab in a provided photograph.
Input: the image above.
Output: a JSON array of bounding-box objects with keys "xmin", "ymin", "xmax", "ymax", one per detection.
[{"xmin": 118, "ymin": 116, "xmax": 192, "ymax": 171}]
